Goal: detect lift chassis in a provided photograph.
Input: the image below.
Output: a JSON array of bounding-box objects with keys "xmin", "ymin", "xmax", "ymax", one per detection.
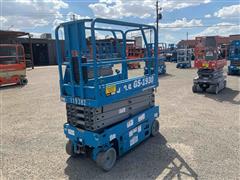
[{"xmin": 64, "ymin": 106, "xmax": 159, "ymax": 171}]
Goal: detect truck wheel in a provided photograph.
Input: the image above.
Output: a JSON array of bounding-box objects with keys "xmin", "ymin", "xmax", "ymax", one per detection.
[
  {"xmin": 66, "ymin": 140, "xmax": 77, "ymax": 157},
  {"xmin": 151, "ymin": 120, "xmax": 159, "ymax": 137},
  {"xmin": 96, "ymin": 148, "xmax": 116, "ymax": 171}
]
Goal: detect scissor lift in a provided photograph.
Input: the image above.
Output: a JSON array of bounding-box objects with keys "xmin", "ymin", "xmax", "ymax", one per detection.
[
  {"xmin": 228, "ymin": 40, "xmax": 240, "ymax": 75},
  {"xmin": 176, "ymin": 48, "xmax": 192, "ymax": 69},
  {"xmin": 144, "ymin": 43, "xmax": 166, "ymax": 75},
  {"xmin": 55, "ymin": 18, "xmax": 160, "ymax": 171},
  {"xmin": 192, "ymin": 37, "xmax": 227, "ymax": 94},
  {"xmin": 0, "ymin": 44, "xmax": 28, "ymax": 86}
]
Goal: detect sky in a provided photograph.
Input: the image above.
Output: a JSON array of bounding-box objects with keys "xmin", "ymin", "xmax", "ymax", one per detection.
[{"xmin": 0, "ymin": 0, "xmax": 239, "ymax": 43}]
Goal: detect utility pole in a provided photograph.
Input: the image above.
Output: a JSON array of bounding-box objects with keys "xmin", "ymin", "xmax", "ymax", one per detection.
[
  {"xmin": 156, "ymin": 1, "xmax": 162, "ymax": 43},
  {"xmin": 72, "ymin": 14, "xmax": 76, "ymax": 21},
  {"xmin": 150, "ymin": 29, "xmax": 152, "ymax": 44},
  {"xmin": 156, "ymin": 1, "xmax": 159, "ymax": 37}
]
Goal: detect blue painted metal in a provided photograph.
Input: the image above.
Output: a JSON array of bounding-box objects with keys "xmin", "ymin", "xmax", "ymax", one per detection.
[
  {"xmin": 64, "ymin": 106, "xmax": 159, "ymax": 160},
  {"xmin": 56, "ymin": 18, "xmax": 160, "ymax": 168},
  {"xmin": 176, "ymin": 48, "xmax": 192, "ymax": 69},
  {"xmin": 228, "ymin": 40, "xmax": 240, "ymax": 75},
  {"xmin": 144, "ymin": 43, "xmax": 166, "ymax": 75},
  {"xmin": 55, "ymin": 18, "xmax": 159, "ymax": 108}
]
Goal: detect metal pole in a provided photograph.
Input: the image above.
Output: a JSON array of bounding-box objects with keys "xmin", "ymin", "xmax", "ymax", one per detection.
[
  {"xmin": 156, "ymin": 1, "xmax": 159, "ymax": 41},
  {"xmin": 28, "ymin": 33, "xmax": 34, "ymax": 69},
  {"xmin": 150, "ymin": 29, "xmax": 152, "ymax": 44}
]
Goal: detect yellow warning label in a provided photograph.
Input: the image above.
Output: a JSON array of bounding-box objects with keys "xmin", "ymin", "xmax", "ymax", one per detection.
[
  {"xmin": 105, "ymin": 85, "xmax": 116, "ymax": 95},
  {"xmin": 203, "ymin": 63, "xmax": 209, "ymax": 68}
]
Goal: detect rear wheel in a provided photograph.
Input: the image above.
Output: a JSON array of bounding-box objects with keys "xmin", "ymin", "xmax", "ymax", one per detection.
[
  {"xmin": 223, "ymin": 80, "xmax": 227, "ymax": 88},
  {"xmin": 151, "ymin": 120, "xmax": 159, "ymax": 137},
  {"xmin": 20, "ymin": 78, "xmax": 28, "ymax": 85},
  {"xmin": 192, "ymin": 85, "xmax": 197, "ymax": 93},
  {"xmin": 214, "ymin": 85, "xmax": 219, "ymax": 94},
  {"xmin": 96, "ymin": 148, "xmax": 117, "ymax": 171}
]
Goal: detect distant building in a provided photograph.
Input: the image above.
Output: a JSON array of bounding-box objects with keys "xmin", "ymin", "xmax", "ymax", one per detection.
[
  {"xmin": 177, "ymin": 39, "xmax": 197, "ymax": 49},
  {"xmin": 0, "ymin": 30, "xmax": 64, "ymax": 66},
  {"xmin": 177, "ymin": 34, "xmax": 240, "ymax": 49}
]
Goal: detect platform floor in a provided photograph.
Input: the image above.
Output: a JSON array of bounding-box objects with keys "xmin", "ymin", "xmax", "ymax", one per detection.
[{"xmin": 1, "ymin": 62, "xmax": 239, "ymax": 179}]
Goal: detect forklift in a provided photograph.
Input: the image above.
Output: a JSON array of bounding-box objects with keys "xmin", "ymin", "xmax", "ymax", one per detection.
[
  {"xmin": 55, "ymin": 18, "xmax": 160, "ymax": 171},
  {"xmin": 192, "ymin": 37, "xmax": 227, "ymax": 94},
  {"xmin": 0, "ymin": 44, "xmax": 28, "ymax": 86},
  {"xmin": 228, "ymin": 40, "xmax": 240, "ymax": 75}
]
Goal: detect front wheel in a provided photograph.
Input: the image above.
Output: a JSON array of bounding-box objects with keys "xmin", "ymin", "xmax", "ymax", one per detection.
[
  {"xmin": 96, "ymin": 148, "xmax": 117, "ymax": 171},
  {"xmin": 66, "ymin": 140, "xmax": 77, "ymax": 157},
  {"xmin": 151, "ymin": 120, "xmax": 159, "ymax": 137}
]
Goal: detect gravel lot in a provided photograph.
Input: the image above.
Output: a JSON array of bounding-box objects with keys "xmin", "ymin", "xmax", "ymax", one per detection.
[{"xmin": 1, "ymin": 62, "xmax": 239, "ymax": 180}]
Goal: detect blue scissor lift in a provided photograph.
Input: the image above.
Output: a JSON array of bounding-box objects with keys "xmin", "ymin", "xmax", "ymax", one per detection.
[
  {"xmin": 144, "ymin": 43, "xmax": 166, "ymax": 75},
  {"xmin": 228, "ymin": 40, "xmax": 240, "ymax": 75},
  {"xmin": 55, "ymin": 18, "xmax": 160, "ymax": 171}
]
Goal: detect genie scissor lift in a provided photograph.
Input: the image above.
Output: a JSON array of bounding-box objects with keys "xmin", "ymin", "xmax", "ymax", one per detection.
[
  {"xmin": 176, "ymin": 48, "xmax": 192, "ymax": 69},
  {"xmin": 228, "ymin": 40, "xmax": 240, "ymax": 75},
  {"xmin": 192, "ymin": 36, "xmax": 227, "ymax": 94},
  {"xmin": 55, "ymin": 18, "xmax": 160, "ymax": 171},
  {"xmin": 144, "ymin": 43, "xmax": 166, "ymax": 75}
]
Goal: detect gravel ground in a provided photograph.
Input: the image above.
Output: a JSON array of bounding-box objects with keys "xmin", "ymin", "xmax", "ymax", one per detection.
[{"xmin": 1, "ymin": 63, "xmax": 239, "ymax": 180}]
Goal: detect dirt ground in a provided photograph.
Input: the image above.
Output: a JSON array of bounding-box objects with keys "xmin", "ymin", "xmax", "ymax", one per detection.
[{"xmin": 1, "ymin": 62, "xmax": 239, "ymax": 180}]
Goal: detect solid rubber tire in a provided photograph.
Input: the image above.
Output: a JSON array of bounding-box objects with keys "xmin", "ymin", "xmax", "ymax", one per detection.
[
  {"xmin": 66, "ymin": 140, "xmax": 77, "ymax": 157},
  {"xmin": 151, "ymin": 120, "xmax": 159, "ymax": 137},
  {"xmin": 96, "ymin": 148, "xmax": 117, "ymax": 171}
]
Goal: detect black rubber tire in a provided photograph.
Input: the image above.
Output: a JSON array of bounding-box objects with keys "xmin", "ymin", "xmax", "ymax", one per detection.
[
  {"xmin": 20, "ymin": 78, "xmax": 28, "ymax": 85},
  {"xmin": 151, "ymin": 120, "xmax": 159, "ymax": 137},
  {"xmin": 224, "ymin": 80, "xmax": 227, "ymax": 88},
  {"xmin": 214, "ymin": 85, "xmax": 219, "ymax": 95},
  {"xmin": 96, "ymin": 148, "xmax": 117, "ymax": 171},
  {"xmin": 192, "ymin": 85, "xmax": 197, "ymax": 93},
  {"xmin": 66, "ymin": 140, "xmax": 77, "ymax": 157}
]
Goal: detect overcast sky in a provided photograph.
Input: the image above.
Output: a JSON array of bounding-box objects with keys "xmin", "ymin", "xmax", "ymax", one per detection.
[{"xmin": 0, "ymin": 0, "xmax": 239, "ymax": 43}]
